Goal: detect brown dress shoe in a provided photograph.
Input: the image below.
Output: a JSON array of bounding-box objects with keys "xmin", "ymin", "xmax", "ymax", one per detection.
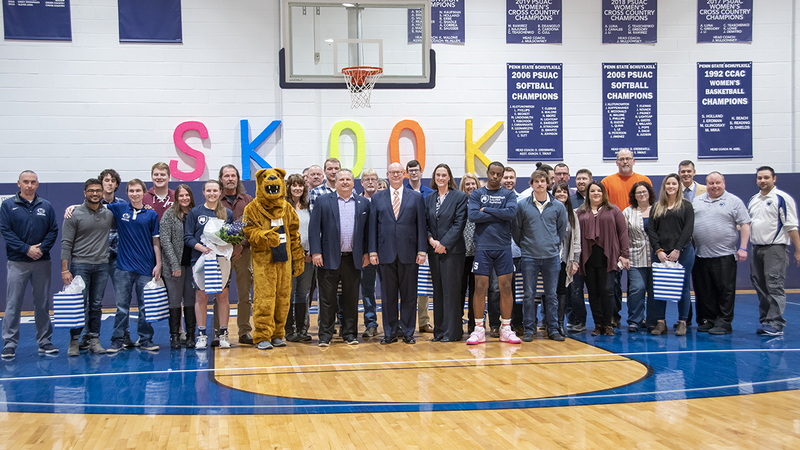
[
  {"xmin": 489, "ymin": 326, "xmax": 501, "ymax": 338},
  {"xmin": 419, "ymin": 324, "xmax": 434, "ymax": 333},
  {"xmin": 675, "ymin": 321, "xmax": 687, "ymax": 336},
  {"xmin": 650, "ymin": 322, "xmax": 668, "ymax": 335},
  {"xmin": 591, "ymin": 325, "xmax": 604, "ymax": 336},
  {"xmin": 604, "ymin": 326, "xmax": 616, "ymax": 336}
]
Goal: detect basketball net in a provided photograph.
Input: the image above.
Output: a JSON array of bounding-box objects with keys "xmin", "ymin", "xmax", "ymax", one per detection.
[{"xmin": 342, "ymin": 66, "xmax": 383, "ymax": 109}]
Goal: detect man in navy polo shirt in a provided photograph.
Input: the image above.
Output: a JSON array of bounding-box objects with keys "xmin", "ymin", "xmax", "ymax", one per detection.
[
  {"xmin": 106, "ymin": 178, "xmax": 162, "ymax": 352},
  {"xmin": 0, "ymin": 170, "xmax": 59, "ymax": 358}
]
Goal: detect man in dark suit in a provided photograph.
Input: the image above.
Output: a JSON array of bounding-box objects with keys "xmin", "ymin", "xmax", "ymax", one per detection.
[
  {"xmin": 369, "ymin": 162, "xmax": 427, "ymax": 344},
  {"xmin": 308, "ymin": 169, "xmax": 370, "ymax": 347}
]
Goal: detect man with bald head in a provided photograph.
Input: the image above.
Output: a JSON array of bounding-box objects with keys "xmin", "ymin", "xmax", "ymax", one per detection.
[
  {"xmin": 369, "ymin": 162, "xmax": 427, "ymax": 344},
  {"xmin": 691, "ymin": 172, "xmax": 750, "ymax": 335},
  {"xmin": 602, "ymin": 149, "xmax": 652, "ymax": 328}
]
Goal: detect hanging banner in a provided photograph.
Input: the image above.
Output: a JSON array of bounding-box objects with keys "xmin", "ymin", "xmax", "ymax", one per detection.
[
  {"xmin": 3, "ymin": 0, "xmax": 72, "ymax": 41},
  {"xmin": 602, "ymin": 0, "xmax": 657, "ymax": 44},
  {"xmin": 118, "ymin": 0, "xmax": 182, "ymax": 43},
  {"xmin": 602, "ymin": 63, "xmax": 657, "ymax": 161},
  {"xmin": 697, "ymin": 62, "xmax": 752, "ymax": 160},
  {"xmin": 507, "ymin": 63, "xmax": 563, "ymax": 161},
  {"xmin": 697, "ymin": 0, "xmax": 752, "ymax": 43},
  {"xmin": 506, "ymin": 0, "xmax": 562, "ymax": 44},
  {"xmin": 408, "ymin": 1, "xmax": 464, "ymax": 44}
]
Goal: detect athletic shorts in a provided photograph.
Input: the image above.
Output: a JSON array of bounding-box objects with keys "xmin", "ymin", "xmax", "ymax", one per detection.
[{"xmin": 472, "ymin": 249, "xmax": 514, "ymax": 277}]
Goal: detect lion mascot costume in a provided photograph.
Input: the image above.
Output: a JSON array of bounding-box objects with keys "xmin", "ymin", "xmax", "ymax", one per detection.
[{"xmin": 243, "ymin": 168, "xmax": 304, "ymax": 350}]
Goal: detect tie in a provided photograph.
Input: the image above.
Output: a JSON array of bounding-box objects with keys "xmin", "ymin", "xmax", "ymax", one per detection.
[
  {"xmin": 393, "ymin": 191, "xmax": 401, "ymax": 219},
  {"xmin": 683, "ymin": 186, "xmax": 691, "ymax": 200}
]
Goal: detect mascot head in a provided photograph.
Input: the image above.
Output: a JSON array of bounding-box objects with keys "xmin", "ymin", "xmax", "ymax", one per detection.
[{"xmin": 255, "ymin": 168, "xmax": 287, "ymax": 205}]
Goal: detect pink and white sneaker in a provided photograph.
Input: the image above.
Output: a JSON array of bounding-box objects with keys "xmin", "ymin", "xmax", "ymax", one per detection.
[
  {"xmin": 466, "ymin": 327, "xmax": 486, "ymax": 345},
  {"xmin": 500, "ymin": 326, "xmax": 522, "ymax": 344}
]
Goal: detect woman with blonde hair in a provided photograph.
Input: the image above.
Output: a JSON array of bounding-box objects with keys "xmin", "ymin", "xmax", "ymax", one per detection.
[
  {"xmin": 459, "ymin": 172, "xmax": 481, "ymax": 333},
  {"xmin": 646, "ymin": 173, "xmax": 695, "ymax": 336},
  {"xmin": 184, "ymin": 180, "xmax": 233, "ymax": 349}
]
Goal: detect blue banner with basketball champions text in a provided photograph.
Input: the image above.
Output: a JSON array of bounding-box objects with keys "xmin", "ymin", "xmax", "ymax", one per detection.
[
  {"xmin": 118, "ymin": 0, "xmax": 182, "ymax": 43},
  {"xmin": 507, "ymin": 63, "xmax": 562, "ymax": 161},
  {"xmin": 506, "ymin": 0, "xmax": 562, "ymax": 44},
  {"xmin": 697, "ymin": 0, "xmax": 752, "ymax": 43},
  {"xmin": 602, "ymin": 0, "xmax": 657, "ymax": 44},
  {"xmin": 3, "ymin": 0, "xmax": 72, "ymax": 41},
  {"xmin": 697, "ymin": 62, "xmax": 752, "ymax": 159},
  {"xmin": 602, "ymin": 63, "xmax": 657, "ymax": 161},
  {"xmin": 408, "ymin": 1, "xmax": 464, "ymax": 44}
]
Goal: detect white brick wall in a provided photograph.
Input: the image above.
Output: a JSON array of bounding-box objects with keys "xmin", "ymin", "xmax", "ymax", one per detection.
[{"xmin": 0, "ymin": 0, "xmax": 796, "ymax": 182}]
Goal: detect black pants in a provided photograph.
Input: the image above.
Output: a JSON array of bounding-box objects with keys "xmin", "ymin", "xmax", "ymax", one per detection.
[
  {"xmin": 379, "ymin": 258, "xmax": 419, "ymax": 339},
  {"xmin": 584, "ymin": 245, "xmax": 615, "ymax": 328},
  {"xmin": 692, "ymin": 255, "xmax": 737, "ymax": 329},
  {"xmin": 461, "ymin": 256, "xmax": 476, "ymax": 332},
  {"xmin": 430, "ymin": 252, "xmax": 466, "ymax": 341},
  {"xmin": 318, "ymin": 254, "xmax": 361, "ymax": 342}
]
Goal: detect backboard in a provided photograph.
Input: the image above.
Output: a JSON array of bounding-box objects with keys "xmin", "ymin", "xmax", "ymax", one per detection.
[{"xmin": 280, "ymin": 0, "xmax": 434, "ymax": 89}]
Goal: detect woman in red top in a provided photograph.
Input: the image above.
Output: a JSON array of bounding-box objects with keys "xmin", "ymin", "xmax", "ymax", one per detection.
[{"xmin": 576, "ymin": 182, "xmax": 631, "ymax": 336}]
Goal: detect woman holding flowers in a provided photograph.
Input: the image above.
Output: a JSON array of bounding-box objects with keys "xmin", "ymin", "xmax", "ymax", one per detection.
[{"xmin": 184, "ymin": 180, "xmax": 233, "ymax": 350}]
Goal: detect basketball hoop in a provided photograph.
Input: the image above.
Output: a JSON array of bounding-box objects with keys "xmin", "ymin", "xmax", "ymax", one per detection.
[{"xmin": 342, "ymin": 66, "xmax": 383, "ymax": 109}]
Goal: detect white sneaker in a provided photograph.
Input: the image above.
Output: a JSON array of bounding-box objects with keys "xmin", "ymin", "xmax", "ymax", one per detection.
[
  {"xmin": 219, "ymin": 332, "xmax": 231, "ymax": 349},
  {"xmin": 196, "ymin": 334, "xmax": 208, "ymax": 350}
]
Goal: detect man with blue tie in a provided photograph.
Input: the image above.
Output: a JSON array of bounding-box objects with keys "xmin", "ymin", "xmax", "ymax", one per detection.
[
  {"xmin": 308, "ymin": 169, "xmax": 371, "ymax": 347},
  {"xmin": 369, "ymin": 162, "xmax": 427, "ymax": 344}
]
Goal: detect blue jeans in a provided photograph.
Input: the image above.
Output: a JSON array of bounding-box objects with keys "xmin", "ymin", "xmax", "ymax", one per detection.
[
  {"xmin": 360, "ymin": 263, "xmax": 378, "ymax": 328},
  {"xmin": 626, "ymin": 267, "xmax": 651, "ymax": 328},
  {"xmin": 111, "ymin": 269, "xmax": 154, "ymax": 343},
  {"xmin": 648, "ymin": 244, "xmax": 696, "ymax": 323},
  {"xmin": 70, "ymin": 263, "xmax": 110, "ymax": 339},
  {"xmin": 521, "ymin": 256, "xmax": 560, "ymax": 334}
]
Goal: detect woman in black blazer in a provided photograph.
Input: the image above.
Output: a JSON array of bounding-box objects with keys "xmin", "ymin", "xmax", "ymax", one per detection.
[{"xmin": 426, "ymin": 163, "xmax": 468, "ymax": 342}]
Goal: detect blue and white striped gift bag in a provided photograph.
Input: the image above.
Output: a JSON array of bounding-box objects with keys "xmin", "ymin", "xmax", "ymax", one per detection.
[
  {"xmin": 514, "ymin": 272, "xmax": 525, "ymax": 303},
  {"xmin": 652, "ymin": 262, "xmax": 685, "ymax": 301},
  {"xmin": 417, "ymin": 263, "xmax": 433, "ymax": 296},
  {"xmin": 53, "ymin": 292, "xmax": 85, "ymax": 328},
  {"xmin": 204, "ymin": 253, "xmax": 223, "ymax": 294},
  {"xmin": 143, "ymin": 279, "xmax": 169, "ymax": 323}
]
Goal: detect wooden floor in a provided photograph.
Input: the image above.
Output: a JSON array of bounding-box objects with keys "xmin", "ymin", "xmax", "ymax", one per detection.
[
  {"xmin": 1, "ymin": 391, "xmax": 798, "ymax": 449},
  {"xmin": 1, "ymin": 294, "xmax": 799, "ymax": 449}
]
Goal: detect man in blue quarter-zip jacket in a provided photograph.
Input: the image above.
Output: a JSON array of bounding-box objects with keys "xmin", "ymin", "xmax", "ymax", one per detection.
[{"xmin": 0, "ymin": 170, "xmax": 59, "ymax": 358}]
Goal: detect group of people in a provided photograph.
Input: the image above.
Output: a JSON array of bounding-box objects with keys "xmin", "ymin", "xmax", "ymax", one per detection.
[{"xmin": 1, "ymin": 149, "xmax": 797, "ymax": 357}]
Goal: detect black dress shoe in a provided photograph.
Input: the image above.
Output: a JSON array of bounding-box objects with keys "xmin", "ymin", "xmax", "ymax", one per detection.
[
  {"xmin": 380, "ymin": 337, "xmax": 398, "ymax": 345},
  {"xmin": 430, "ymin": 336, "xmax": 442, "ymax": 342},
  {"xmin": 403, "ymin": 336, "xmax": 416, "ymax": 344}
]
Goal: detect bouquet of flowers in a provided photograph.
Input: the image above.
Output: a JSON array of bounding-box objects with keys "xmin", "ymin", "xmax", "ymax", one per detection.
[{"xmin": 216, "ymin": 218, "xmax": 247, "ymax": 246}]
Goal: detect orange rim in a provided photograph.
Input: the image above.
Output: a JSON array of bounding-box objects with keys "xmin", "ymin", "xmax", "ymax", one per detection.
[{"xmin": 342, "ymin": 66, "xmax": 383, "ymax": 85}]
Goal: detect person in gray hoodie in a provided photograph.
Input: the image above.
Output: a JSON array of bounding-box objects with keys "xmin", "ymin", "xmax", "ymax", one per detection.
[{"xmin": 513, "ymin": 169, "xmax": 567, "ymax": 342}]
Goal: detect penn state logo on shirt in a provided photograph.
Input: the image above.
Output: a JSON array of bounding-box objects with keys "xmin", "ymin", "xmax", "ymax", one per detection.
[
  {"xmin": 767, "ymin": 200, "xmax": 773, "ymax": 206},
  {"xmin": 480, "ymin": 195, "xmax": 489, "ymax": 204},
  {"xmin": 121, "ymin": 213, "xmax": 131, "ymax": 222},
  {"xmin": 35, "ymin": 207, "xmax": 46, "ymax": 216},
  {"xmin": 198, "ymin": 215, "xmax": 209, "ymax": 226}
]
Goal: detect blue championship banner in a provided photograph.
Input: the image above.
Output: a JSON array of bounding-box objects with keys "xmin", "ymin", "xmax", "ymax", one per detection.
[
  {"xmin": 506, "ymin": 0, "xmax": 562, "ymax": 44},
  {"xmin": 118, "ymin": 0, "xmax": 182, "ymax": 43},
  {"xmin": 507, "ymin": 63, "xmax": 562, "ymax": 161},
  {"xmin": 602, "ymin": 0, "xmax": 657, "ymax": 44},
  {"xmin": 408, "ymin": 1, "xmax": 464, "ymax": 44},
  {"xmin": 602, "ymin": 63, "xmax": 657, "ymax": 161},
  {"xmin": 3, "ymin": 0, "xmax": 72, "ymax": 41},
  {"xmin": 697, "ymin": 62, "xmax": 752, "ymax": 160},
  {"xmin": 698, "ymin": 0, "xmax": 752, "ymax": 43}
]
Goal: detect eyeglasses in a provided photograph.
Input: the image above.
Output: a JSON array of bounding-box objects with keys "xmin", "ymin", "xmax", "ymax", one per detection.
[
  {"xmin": 86, "ymin": 189, "xmax": 103, "ymax": 194},
  {"xmin": 388, "ymin": 171, "xmax": 404, "ymax": 176},
  {"xmin": 617, "ymin": 157, "xmax": 633, "ymax": 162},
  {"xmin": 407, "ymin": 169, "xmax": 421, "ymax": 174}
]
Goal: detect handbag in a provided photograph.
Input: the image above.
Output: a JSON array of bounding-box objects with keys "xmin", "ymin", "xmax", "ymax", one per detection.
[
  {"xmin": 652, "ymin": 261, "xmax": 685, "ymax": 301},
  {"xmin": 53, "ymin": 275, "xmax": 86, "ymax": 329},
  {"xmin": 143, "ymin": 278, "xmax": 169, "ymax": 322}
]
